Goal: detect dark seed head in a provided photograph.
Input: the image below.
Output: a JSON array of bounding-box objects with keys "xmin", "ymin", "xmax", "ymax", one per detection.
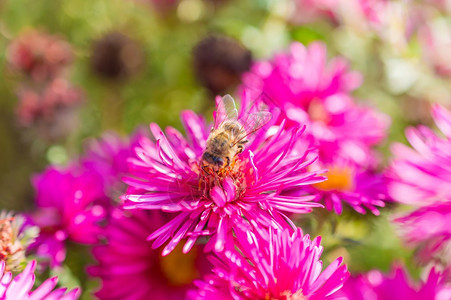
[
  {"xmin": 90, "ymin": 32, "xmax": 144, "ymax": 81},
  {"xmin": 192, "ymin": 34, "xmax": 252, "ymax": 95}
]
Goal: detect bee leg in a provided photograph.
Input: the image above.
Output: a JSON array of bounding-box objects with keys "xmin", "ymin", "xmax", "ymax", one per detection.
[
  {"xmin": 231, "ymin": 157, "xmax": 236, "ymax": 169},
  {"xmin": 236, "ymin": 140, "xmax": 249, "ymax": 154},
  {"xmin": 201, "ymin": 164, "xmax": 210, "ymax": 175},
  {"xmin": 225, "ymin": 156, "xmax": 231, "ymax": 167},
  {"xmin": 237, "ymin": 144, "xmax": 245, "ymax": 154}
]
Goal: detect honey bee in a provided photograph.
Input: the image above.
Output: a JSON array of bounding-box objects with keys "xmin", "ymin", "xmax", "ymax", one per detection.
[{"xmin": 201, "ymin": 94, "xmax": 271, "ymax": 171}]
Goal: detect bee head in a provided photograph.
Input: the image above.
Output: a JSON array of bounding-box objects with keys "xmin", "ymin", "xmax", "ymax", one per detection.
[{"xmin": 202, "ymin": 152, "xmax": 224, "ymax": 168}]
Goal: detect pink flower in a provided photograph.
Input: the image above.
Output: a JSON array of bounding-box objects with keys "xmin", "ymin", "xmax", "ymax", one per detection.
[
  {"xmin": 82, "ymin": 130, "xmax": 145, "ymax": 199},
  {"xmin": 389, "ymin": 104, "xmax": 451, "ymax": 267},
  {"xmin": 189, "ymin": 227, "xmax": 349, "ymax": 299},
  {"xmin": 389, "ymin": 104, "xmax": 451, "ymax": 206},
  {"xmin": 309, "ymin": 160, "xmax": 388, "ymax": 215},
  {"xmin": 0, "ymin": 260, "xmax": 80, "ymax": 299},
  {"xmin": 0, "ymin": 212, "xmax": 37, "ymax": 273},
  {"xmin": 29, "ymin": 166, "xmax": 107, "ymax": 268},
  {"xmin": 242, "ymin": 42, "xmax": 388, "ymax": 165},
  {"xmin": 7, "ymin": 30, "xmax": 73, "ymax": 82},
  {"xmin": 241, "ymin": 42, "xmax": 390, "ymax": 215},
  {"xmin": 338, "ymin": 266, "xmax": 451, "ymax": 300},
  {"xmin": 88, "ymin": 208, "xmax": 209, "ymax": 300},
  {"xmin": 395, "ymin": 202, "xmax": 451, "ymax": 266},
  {"xmin": 123, "ymin": 96, "xmax": 325, "ymax": 255}
]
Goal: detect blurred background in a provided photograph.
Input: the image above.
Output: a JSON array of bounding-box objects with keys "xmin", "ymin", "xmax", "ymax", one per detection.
[{"xmin": 1, "ymin": 0, "xmax": 451, "ymax": 296}]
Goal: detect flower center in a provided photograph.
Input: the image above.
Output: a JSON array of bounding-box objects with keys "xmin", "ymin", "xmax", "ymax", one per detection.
[
  {"xmin": 0, "ymin": 218, "xmax": 14, "ymax": 260},
  {"xmin": 0, "ymin": 217, "xmax": 24, "ymax": 273},
  {"xmin": 198, "ymin": 157, "xmax": 247, "ymax": 202},
  {"xmin": 308, "ymin": 99, "xmax": 331, "ymax": 124},
  {"xmin": 265, "ymin": 290, "xmax": 307, "ymax": 300},
  {"xmin": 282, "ymin": 290, "xmax": 307, "ymax": 300},
  {"xmin": 159, "ymin": 242, "xmax": 199, "ymax": 286},
  {"xmin": 313, "ymin": 166, "xmax": 354, "ymax": 192}
]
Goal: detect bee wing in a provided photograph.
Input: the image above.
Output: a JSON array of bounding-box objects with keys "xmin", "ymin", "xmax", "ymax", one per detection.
[
  {"xmin": 214, "ymin": 95, "xmax": 239, "ymax": 129},
  {"xmin": 232, "ymin": 111, "xmax": 272, "ymax": 145}
]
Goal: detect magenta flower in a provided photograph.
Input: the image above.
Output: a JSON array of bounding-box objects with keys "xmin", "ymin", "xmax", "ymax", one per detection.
[
  {"xmin": 242, "ymin": 42, "xmax": 389, "ymax": 165},
  {"xmin": 123, "ymin": 96, "xmax": 325, "ymax": 255},
  {"xmin": 29, "ymin": 166, "xmax": 107, "ymax": 267},
  {"xmin": 395, "ymin": 203, "xmax": 451, "ymax": 265},
  {"xmin": 241, "ymin": 42, "xmax": 390, "ymax": 215},
  {"xmin": 0, "ymin": 212, "xmax": 37, "ymax": 273},
  {"xmin": 309, "ymin": 160, "xmax": 388, "ymax": 215},
  {"xmin": 0, "ymin": 260, "xmax": 80, "ymax": 299},
  {"xmin": 82, "ymin": 130, "xmax": 144, "ymax": 199},
  {"xmin": 389, "ymin": 104, "xmax": 451, "ymax": 206},
  {"xmin": 88, "ymin": 208, "xmax": 209, "ymax": 300},
  {"xmin": 389, "ymin": 104, "xmax": 451, "ymax": 267},
  {"xmin": 338, "ymin": 266, "xmax": 451, "ymax": 300},
  {"xmin": 189, "ymin": 227, "xmax": 349, "ymax": 299}
]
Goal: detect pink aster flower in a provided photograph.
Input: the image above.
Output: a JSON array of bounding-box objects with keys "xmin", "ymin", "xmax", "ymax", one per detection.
[
  {"xmin": 308, "ymin": 159, "xmax": 388, "ymax": 215},
  {"xmin": 0, "ymin": 260, "xmax": 80, "ymax": 299},
  {"xmin": 389, "ymin": 104, "xmax": 451, "ymax": 206},
  {"xmin": 242, "ymin": 42, "xmax": 363, "ymax": 112},
  {"xmin": 241, "ymin": 42, "xmax": 389, "ymax": 166},
  {"xmin": 7, "ymin": 30, "xmax": 73, "ymax": 82},
  {"xmin": 338, "ymin": 266, "xmax": 451, "ymax": 300},
  {"xmin": 123, "ymin": 95, "xmax": 325, "ymax": 255},
  {"xmin": 88, "ymin": 208, "xmax": 209, "ymax": 300},
  {"xmin": 241, "ymin": 42, "xmax": 390, "ymax": 215},
  {"xmin": 0, "ymin": 211, "xmax": 37, "ymax": 274},
  {"xmin": 189, "ymin": 227, "xmax": 349, "ymax": 299},
  {"xmin": 29, "ymin": 166, "xmax": 107, "ymax": 268},
  {"xmin": 395, "ymin": 202, "xmax": 451, "ymax": 265},
  {"xmin": 389, "ymin": 104, "xmax": 451, "ymax": 267},
  {"xmin": 82, "ymin": 130, "xmax": 145, "ymax": 199}
]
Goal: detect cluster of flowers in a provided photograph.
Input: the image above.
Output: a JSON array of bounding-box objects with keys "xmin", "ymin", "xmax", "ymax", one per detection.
[
  {"xmin": 241, "ymin": 42, "xmax": 390, "ymax": 215},
  {"xmin": 389, "ymin": 104, "xmax": 451, "ymax": 272},
  {"xmin": 2, "ymin": 41, "xmax": 451, "ymax": 299},
  {"xmin": 7, "ymin": 30, "xmax": 83, "ymax": 139}
]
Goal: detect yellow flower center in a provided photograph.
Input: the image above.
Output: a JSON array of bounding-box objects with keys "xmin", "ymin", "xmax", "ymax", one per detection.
[
  {"xmin": 308, "ymin": 99, "xmax": 331, "ymax": 124},
  {"xmin": 159, "ymin": 242, "xmax": 199, "ymax": 286},
  {"xmin": 265, "ymin": 290, "xmax": 307, "ymax": 300},
  {"xmin": 314, "ymin": 166, "xmax": 354, "ymax": 192}
]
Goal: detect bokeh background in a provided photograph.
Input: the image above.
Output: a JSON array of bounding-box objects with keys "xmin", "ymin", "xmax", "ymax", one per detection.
[{"xmin": 1, "ymin": 0, "xmax": 451, "ymax": 297}]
